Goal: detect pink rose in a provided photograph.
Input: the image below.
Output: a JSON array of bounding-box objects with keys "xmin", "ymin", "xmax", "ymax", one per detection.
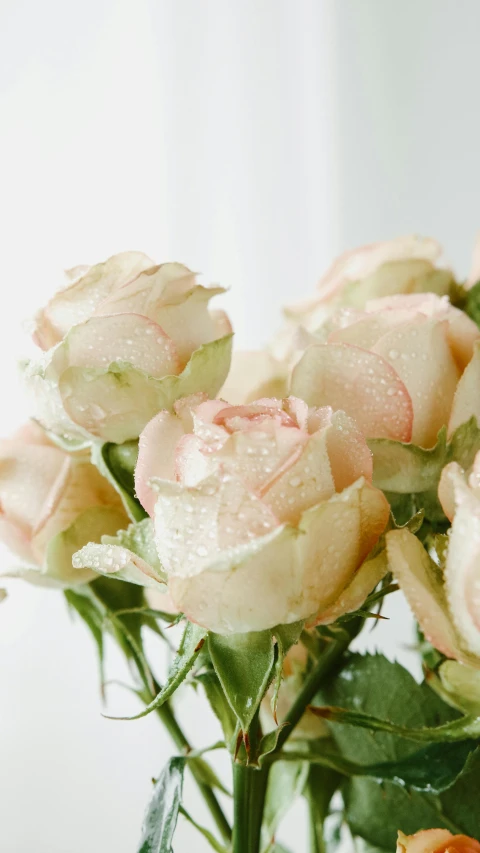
[
  {"xmin": 27, "ymin": 253, "xmax": 232, "ymax": 443},
  {"xmin": 127, "ymin": 395, "xmax": 389, "ymax": 633},
  {"xmin": 0, "ymin": 422, "xmax": 127, "ymax": 586},
  {"xmin": 292, "ymin": 293, "xmax": 480, "ymax": 448}
]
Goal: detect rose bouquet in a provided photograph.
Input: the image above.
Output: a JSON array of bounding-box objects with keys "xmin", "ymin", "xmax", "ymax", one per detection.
[{"xmin": 3, "ymin": 239, "xmax": 480, "ymax": 852}]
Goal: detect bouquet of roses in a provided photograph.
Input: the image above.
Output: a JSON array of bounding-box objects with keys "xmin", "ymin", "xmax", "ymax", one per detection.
[{"xmin": 3, "ymin": 238, "xmax": 480, "ymax": 852}]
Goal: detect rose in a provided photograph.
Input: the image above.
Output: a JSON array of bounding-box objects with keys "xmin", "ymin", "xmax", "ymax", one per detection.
[
  {"xmin": 397, "ymin": 830, "xmax": 480, "ymax": 853},
  {"xmin": 291, "ymin": 292, "xmax": 480, "ymax": 449},
  {"xmin": 285, "ymin": 235, "xmax": 452, "ymax": 331},
  {"xmin": 0, "ymin": 422, "xmax": 127, "ymax": 586},
  {"xmin": 74, "ymin": 395, "xmax": 389, "ymax": 633},
  {"xmin": 386, "ymin": 451, "xmax": 480, "ymax": 665},
  {"xmin": 27, "ymin": 252, "xmax": 233, "ymax": 444}
]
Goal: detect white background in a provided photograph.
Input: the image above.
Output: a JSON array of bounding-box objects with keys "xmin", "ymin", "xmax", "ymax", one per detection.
[{"xmin": 1, "ymin": 2, "xmax": 480, "ymax": 851}]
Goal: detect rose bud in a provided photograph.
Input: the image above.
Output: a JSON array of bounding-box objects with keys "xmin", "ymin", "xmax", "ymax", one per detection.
[{"xmin": 397, "ymin": 829, "xmax": 480, "ymax": 853}]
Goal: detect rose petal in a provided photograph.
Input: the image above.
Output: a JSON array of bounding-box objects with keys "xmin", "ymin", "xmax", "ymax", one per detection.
[
  {"xmin": 386, "ymin": 528, "xmax": 460, "ymax": 659},
  {"xmin": 152, "ymin": 473, "xmax": 280, "ymax": 580},
  {"xmin": 33, "ymin": 252, "xmax": 154, "ymax": 349},
  {"xmin": 314, "ymin": 549, "xmax": 387, "ymax": 625},
  {"xmin": 64, "ymin": 314, "xmax": 180, "ymax": 378},
  {"xmin": 59, "ymin": 334, "xmax": 233, "ymax": 442},
  {"xmin": 300, "ymin": 479, "xmax": 389, "ymax": 621},
  {"xmin": 372, "ymin": 318, "xmax": 459, "ymax": 448},
  {"xmin": 95, "ymin": 263, "xmax": 227, "ymax": 367},
  {"xmin": 135, "ymin": 411, "xmax": 186, "ymax": 516},
  {"xmin": 448, "ymin": 344, "xmax": 480, "ymax": 437},
  {"xmin": 444, "ymin": 479, "xmax": 480, "ymax": 656},
  {"xmin": 291, "ymin": 343, "xmax": 413, "ymax": 441}
]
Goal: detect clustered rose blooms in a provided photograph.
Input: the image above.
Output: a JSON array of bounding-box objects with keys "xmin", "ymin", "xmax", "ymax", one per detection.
[
  {"xmin": 74, "ymin": 395, "xmax": 389, "ymax": 633},
  {"xmin": 292, "ymin": 292, "xmax": 480, "ymax": 448},
  {"xmin": 397, "ymin": 830, "xmax": 480, "ymax": 853},
  {"xmin": 27, "ymin": 252, "xmax": 233, "ymax": 443},
  {"xmin": 387, "ymin": 450, "xmax": 480, "ymax": 666},
  {"xmin": 0, "ymin": 422, "xmax": 127, "ymax": 586}
]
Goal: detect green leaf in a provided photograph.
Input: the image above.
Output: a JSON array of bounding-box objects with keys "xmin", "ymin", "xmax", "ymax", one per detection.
[
  {"xmin": 310, "ymin": 705, "xmax": 480, "ymax": 742},
  {"xmin": 305, "ymin": 763, "xmax": 343, "ymax": 853},
  {"xmin": 196, "ymin": 670, "xmax": 237, "ymax": 744},
  {"xmin": 94, "ymin": 440, "xmax": 147, "ymax": 522},
  {"xmin": 441, "ymin": 748, "xmax": 480, "ymax": 837},
  {"xmin": 317, "ymin": 652, "xmax": 471, "ymax": 847},
  {"xmin": 137, "ymin": 756, "xmax": 185, "ymax": 853},
  {"xmin": 274, "ymin": 740, "xmax": 477, "ymax": 794},
  {"xmin": 208, "ymin": 630, "xmax": 275, "ymax": 732},
  {"xmin": 178, "ymin": 806, "xmax": 229, "ymax": 853},
  {"xmin": 105, "ymin": 621, "xmax": 206, "ymax": 720},
  {"xmin": 369, "ymin": 417, "xmax": 480, "ymax": 525}
]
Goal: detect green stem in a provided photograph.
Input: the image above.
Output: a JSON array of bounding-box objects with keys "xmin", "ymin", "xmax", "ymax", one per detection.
[
  {"xmin": 275, "ymin": 618, "xmax": 362, "ymax": 754},
  {"xmin": 232, "ymin": 762, "xmax": 269, "ymax": 853}
]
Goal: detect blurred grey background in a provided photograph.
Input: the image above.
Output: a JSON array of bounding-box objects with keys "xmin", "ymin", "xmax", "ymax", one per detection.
[{"xmin": 0, "ymin": 2, "xmax": 479, "ymax": 850}]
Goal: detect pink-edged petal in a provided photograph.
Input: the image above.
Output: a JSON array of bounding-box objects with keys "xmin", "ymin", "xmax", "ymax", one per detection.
[
  {"xmin": 444, "ymin": 480, "xmax": 480, "ymax": 656},
  {"xmin": 448, "ymin": 344, "xmax": 480, "ymax": 436},
  {"xmin": 95, "ymin": 263, "xmax": 228, "ymax": 367},
  {"xmin": 64, "ymin": 314, "xmax": 180, "ymax": 378},
  {"xmin": 291, "ymin": 343, "xmax": 413, "ymax": 441},
  {"xmin": 372, "ymin": 317, "xmax": 459, "ymax": 448},
  {"xmin": 0, "ymin": 441, "xmax": 68, "ymax": 539},
  {"xmin": 324, "ymin": 409, "xmax": 373, "ymax": 489},
  {"xmin": 31, "ymin": 460, "xmax": 126, "ymax": 562},
  {"xmin": 317, "ymin": 236, "xmax": 440, "ymax": 306},
  {"xmin": 386, "ymin": 528, "xmax": 460, "ymax": 659},
  {"xmin": 33, "ymin": 252, "xmax": 154, "ymax": 350},
  {"xmin": 327, "ymin": 310, "xmax": 411, "ymax": 350},
  {"xmin": 0, "ymin": 517, "xmax": 36, "ymax": 564},
  {"xmin": 152, "ymin": 473, "xmax": 280, "ymax": 580},
  {"xmin": 219, "ymin": 351, "xmax": 288, "ymax": 405},
  {"xmin": 367, "ymin": 293, "xmax": 480, "ymax": 370},
  {"xmin": 135, "ymin": 411, "xmax": 186, "ymax": 516}
]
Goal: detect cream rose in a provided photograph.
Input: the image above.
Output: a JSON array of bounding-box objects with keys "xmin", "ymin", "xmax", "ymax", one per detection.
[
  {"xmin": 386, "ymin": 451, "xmax": 480, "ymax": 665},
  {"xmin": 291, "ymin": 293, "xmax": 480, "ymax": 449},
  {"xmin": 27, "ymin": 253, "xmax": 233, "ymax": 444},
  {"xmin": 77, "ymin": 394, "xmax": 388, "ymax": 636},
  {"xmin": 0, "ymin": 422, "xmax": 127, "ymax": 586},
  {"xmin": 397, "ymin": 830, "xmax": 480, "ymax": 853},
  {"xmin": 285, "ymin": 235, "xmax": 451, "ymax": 331}
]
